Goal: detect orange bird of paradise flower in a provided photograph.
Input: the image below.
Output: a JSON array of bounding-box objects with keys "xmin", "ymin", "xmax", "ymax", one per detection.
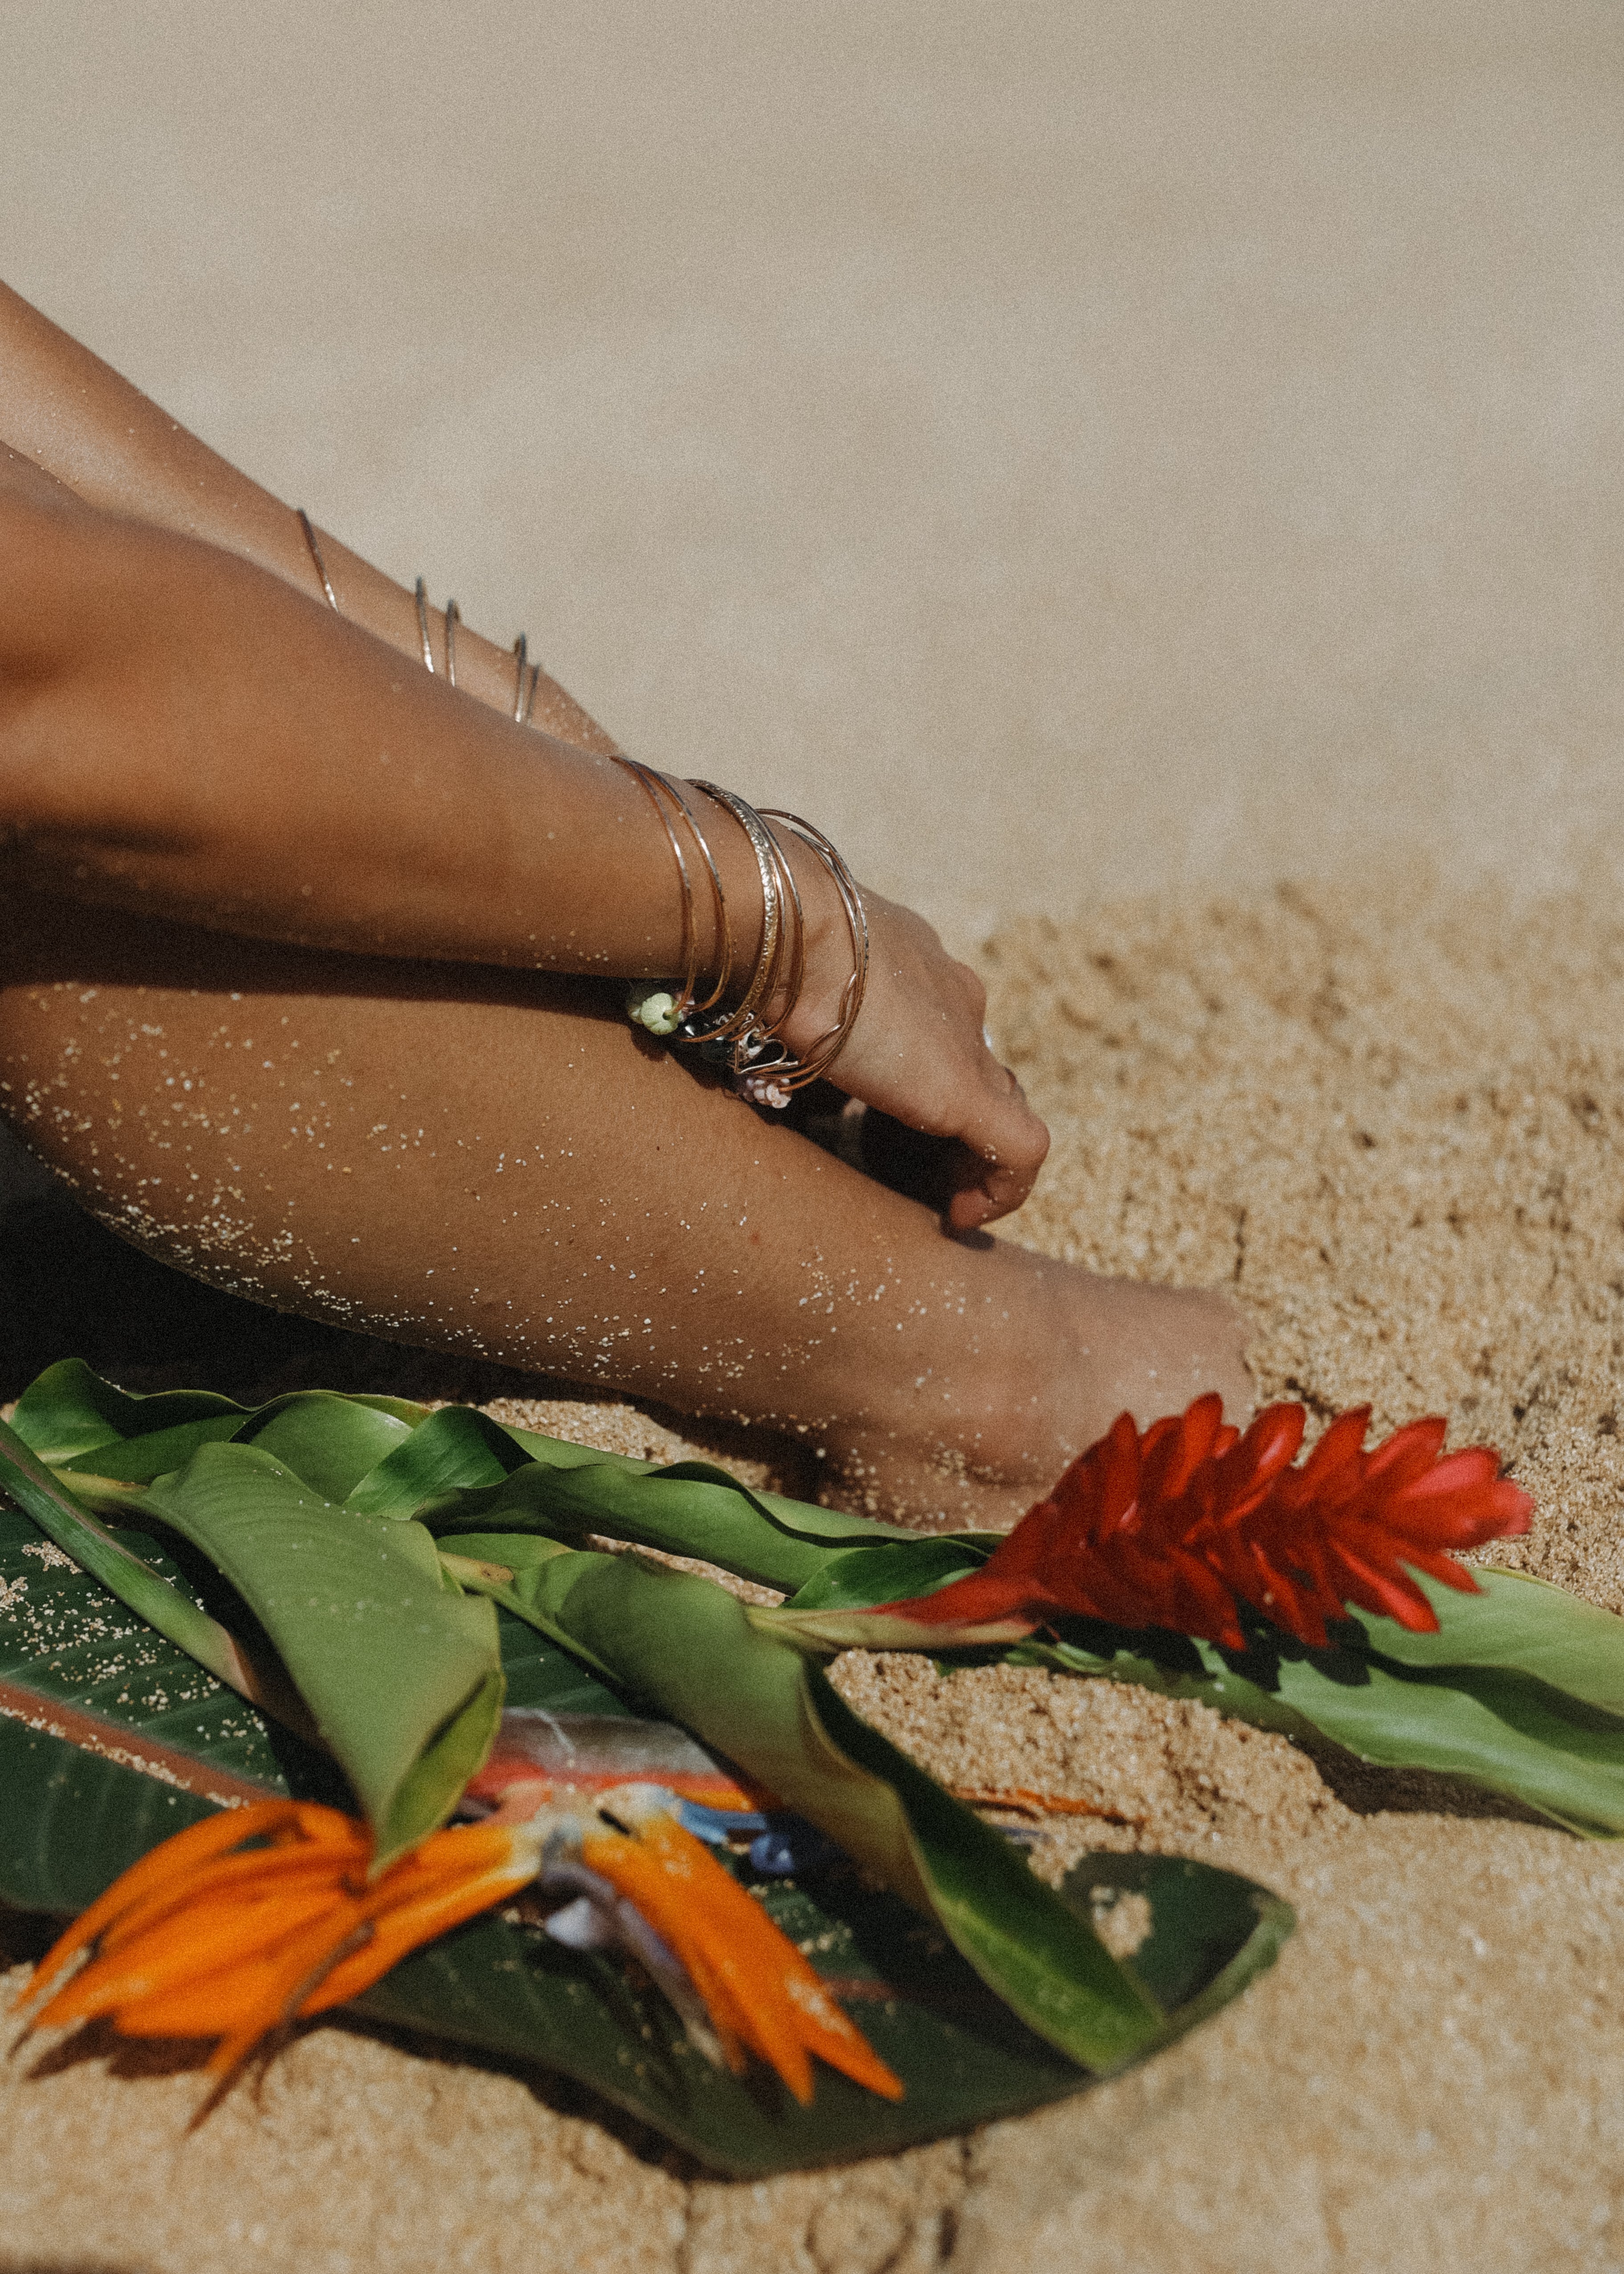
[{"xmin": 17, "ymin": 1785, "xmax": 901, "ymax": 2115}]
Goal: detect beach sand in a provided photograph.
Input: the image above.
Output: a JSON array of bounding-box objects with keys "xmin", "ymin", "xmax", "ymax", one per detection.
[
  {"xmin": 4, "ymin": 1, "xmax": 1624, "ymax": 2266},
  {"xmin": 5, "ymin": 876, "xmax": 1624, "ymax": 2271}
]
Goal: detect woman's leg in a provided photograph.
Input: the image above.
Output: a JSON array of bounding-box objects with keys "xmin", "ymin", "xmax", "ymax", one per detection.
[{"xmin": 0, "ymin": 889, "xmax": 1250, "ymax": 1527}]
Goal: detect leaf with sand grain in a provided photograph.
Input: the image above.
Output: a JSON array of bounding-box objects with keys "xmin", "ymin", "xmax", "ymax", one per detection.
[
  {"xmin": 0, "ymin": 1395, "xmax": 1290, "ymax": 2171},
  {"xmin": 0, "ymin": 1355, "xmax": 1301, "ymax": 2156}
]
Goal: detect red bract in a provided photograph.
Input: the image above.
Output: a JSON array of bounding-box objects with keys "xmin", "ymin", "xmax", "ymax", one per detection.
[{"xmin": 877, "ymin": 1395, "xmax": 1534, "ymax": 1652}]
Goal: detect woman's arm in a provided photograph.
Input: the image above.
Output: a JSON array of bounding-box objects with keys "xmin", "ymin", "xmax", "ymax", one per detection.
[
  {"xmin": 0, "ymin": 293, "xmax": 1050, "ymax": 1226},
  {"xmin": 0, "ymin": 481, "xmax": 739, "ymax": 980},
  {"xmin": 0, "ymin": 281, "xmax": 613, "ymax": 753}
]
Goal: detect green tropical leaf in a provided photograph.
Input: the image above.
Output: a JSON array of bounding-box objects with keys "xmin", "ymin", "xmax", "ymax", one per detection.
[
  {"xmin": 8, "ymin": 1358, "xmax": 253, "ymax": 1464},
  {"xmin": 353, "ymin": 1843, "xmax": 1291, "ymax": 2177},
  {"xmin": 0, "ymin": 1487, "xmax": 1288, "ymax": 2175},
  {"xmin": 775, "ymin": 1537, "xmax": 992, "ymax": 1611},
  {"xmin": 1008, "ymin": 1570, "xmax": 1624, "ymax": 1837},
  {"xmin": 729, "ymin": 1506, "xmax": 1624, "ymax": 1842},
  {"xmin": 10, "ymin": 1356, "xmax": 424, "ymax": 1471},
  {"xmin": 446, "ymin": 1534, "xmax": 1177, "ymax": 2073},
  {"xmin": 20, "ymin": 1362, "xmax": 1624, "ymax": 1839},
  {"xmin": 0, "ymin": 1418, "xmax": 308, "ymax": 1727},
  {"xmin": 361, "ymin": 1408, "xmax": 919, "ymax": 1592},
  {"xmin": 132, "ymin": 1444, "xmax": 504, "ymax": 1865}
]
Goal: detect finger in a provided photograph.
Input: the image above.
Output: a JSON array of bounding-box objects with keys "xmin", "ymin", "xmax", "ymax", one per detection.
[
  {"xmin": 946, "ymin": 1090, "xmax": 1050, "ymax": 1229},
  {"xmin": 946, "ymin": 1156, "xmax": 1033, "ymax": 1233}
]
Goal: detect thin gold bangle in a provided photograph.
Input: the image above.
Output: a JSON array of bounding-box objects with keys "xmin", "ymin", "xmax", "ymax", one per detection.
[
  {"xmin": 444, "ymin": 598, "xmax": 461, "ymax": 689},
  {"xmin": 414, "ymin": 578, "xmax": 437, "ymax": 674},
  {"xmin": 691, "ymin": 785, "xmax": 784, "ymax": 1050},
  {"xmin": 512, "ymin": 635, "xmax": 529, "ymax": 724},
  {"xmin": 296, "ymin": 510, "xmax": 340, "ymax": 611},
  {"xmin": 646, "ymin": 776, "xmax": 733, "ymax": 1017},
  {"xmin": 759, "ymin": 810, "xmax": 869, "ymax": 1086},
  {"xmin": 612, "ymin": 759, "xmax": 701, "ymax": 1022}
]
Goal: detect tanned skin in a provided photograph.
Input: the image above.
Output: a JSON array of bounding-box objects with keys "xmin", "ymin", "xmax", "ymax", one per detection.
[{"xmin": 0, "ymin": 284, "xmax": 1249, "ymax": 1525}]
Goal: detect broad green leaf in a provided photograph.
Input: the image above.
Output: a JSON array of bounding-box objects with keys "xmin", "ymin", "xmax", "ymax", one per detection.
[
  {"xmin": 210, "ymin": 1395, "xmax": 418, "ymax": 1502},
  {"xmin": 742, "ymin": 1513, "xmax": 1624, "ymax": 1841},
  {"xmin": 0, "ymin": 1419, "xmax": 306, "ymax": 1727},
  {"xmin": 345, "ymin": 1403, "xmax": 532, "ymax": 1512},
  {"xmin": 15, "ymin": 1362, "xmax": 914, "ymax": 1596},
  {"xmin": 455, "ymin": 1538, "xmax": 1173, "ymax": 2073},
  {"xmin": 354, "ymin": 1846, "xmax": 1290, "ymax": 2177},
  {"xmin": 21, "ymin": 1365, "xmax": 1624, "ymax": 1840},
  {"xmin": 10, "ymin": 1356, "xmax": 425, "ymax": 1471},
  {"xmin": 134, "ymin": 1443, "xmax": 504, "ymax": 1865},
  {"xmin": 8, "ymin": 1358, "xmax": 252, "ymax": 1464},
  {"xmin": 1011, "ymin": 1570, "xmax": 1624, "ymax": 1837},
  {"xmin": 779, "ymin": 1537, "xmax": 992, "ymax": 1611},
  {"xmin": 0, "ymin": 1493, "xmax": 322, "ymax": 1808},
  {"xmin": 59, "ymin": 1395, "xmax": 419, "ymax": 1500},
  {"xmin": 395, "ymin": 1434, "xmax": 918, "ymax": 1595},
  {"xmin": 0, "ymin": 1489, "xmax": 1287, "ymax": 2175}
]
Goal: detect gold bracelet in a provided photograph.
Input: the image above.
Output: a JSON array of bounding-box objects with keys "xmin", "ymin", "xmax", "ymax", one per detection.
[
  {"xmin": 758, "ymin": 811, "xmax": 869, "ymax": 1089},
  {"xmin": 643, "ymin": 775, "xmax": 735, "ymax": 1019},
  {"xmin": 615, "ymin": 761, "xmax": 702, "ymax": 1032},
  {"xmin": 689, "ymin": 785, "xmax": 788, "ymax": 1057},
  {"xmin": 300, "ymin": 508, "xmax": 546, "ymax": 722},
  {"xmin": 296, "ymin": 510, "xmax": 340, "ymax": 611},
  {"xmin": 513, "ymin": 635, "xmax": 539, "ymax": 726},
  {"xmin": 413, "ymin": 577, "xmax": 437, "ymax": 673},
  {"xmin": 291, "ymin": 508, "xmax": 853, "ymax": 1094},
  {"xmin": 624, "ymin": 780, "xmax": 866, "ymax": 1105}
]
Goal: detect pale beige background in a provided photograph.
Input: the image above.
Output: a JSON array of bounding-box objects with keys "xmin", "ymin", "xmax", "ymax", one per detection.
[{"xmin": 4, "ymin": 0, "xmax": 1620, "ymax": 955}]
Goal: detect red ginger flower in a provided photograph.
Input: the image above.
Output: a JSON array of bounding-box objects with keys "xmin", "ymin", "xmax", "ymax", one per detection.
[{"xmin": 877, "ymin": 1395, "xmax": 1533, "ymax": 1653}]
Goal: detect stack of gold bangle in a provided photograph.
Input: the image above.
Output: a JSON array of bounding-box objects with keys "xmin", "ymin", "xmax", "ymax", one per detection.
[
  {"xmin": 621, "ymin": 775, "xmax": 868, "ymax": 1106},
  {"xmin": 294, "ymin": 508, "xmax": 866, "ymax": 1105}
]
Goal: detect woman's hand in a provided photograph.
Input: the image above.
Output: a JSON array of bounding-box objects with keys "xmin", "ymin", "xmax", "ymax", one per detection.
[{"xmin": 782, "ymin": 877, "xmax": 1049, "ymax": 1233}]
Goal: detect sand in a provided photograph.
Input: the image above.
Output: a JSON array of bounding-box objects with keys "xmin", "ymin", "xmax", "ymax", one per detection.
[{"xmin": 5, "ymin": 874, "xmax": 1624, "ymax": 2272}]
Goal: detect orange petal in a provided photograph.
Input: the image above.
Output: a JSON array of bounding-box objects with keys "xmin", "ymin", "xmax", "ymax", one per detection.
[
  {"xmin": 307, "ymin": 1866, "xmax": 535, "ymax": 2011},
  {"xmin": 93, "ymin": 1838, "xmax": 369, "ymax": 1962},
  {"xmin": 32, "ymin": 1884, "xmax": 355, "ymax": 2033},
  {"xmin": 23, "ymin": 1800, "xmax": 305, "ymax": 2004},
  {"xmin": 583, "ymin": 1815, "xmax": 902, "ymax": 2104},
  {"xmin": 199, "ymin": 1909, "xmax": 378, "ymax": 2083}
]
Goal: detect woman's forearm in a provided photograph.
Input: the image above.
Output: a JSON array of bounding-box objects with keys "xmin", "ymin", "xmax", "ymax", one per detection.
[
  {"xmin": 0, "ymin": 288, "xmax": 1056, "ymax": 1224},
  {"xmin": 0, "ymin": 489, "xmax": 771, "ymax": 983},
  {"xmin": 0, "ymin": 280, "xmax": 615, "ymax": 753}
]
